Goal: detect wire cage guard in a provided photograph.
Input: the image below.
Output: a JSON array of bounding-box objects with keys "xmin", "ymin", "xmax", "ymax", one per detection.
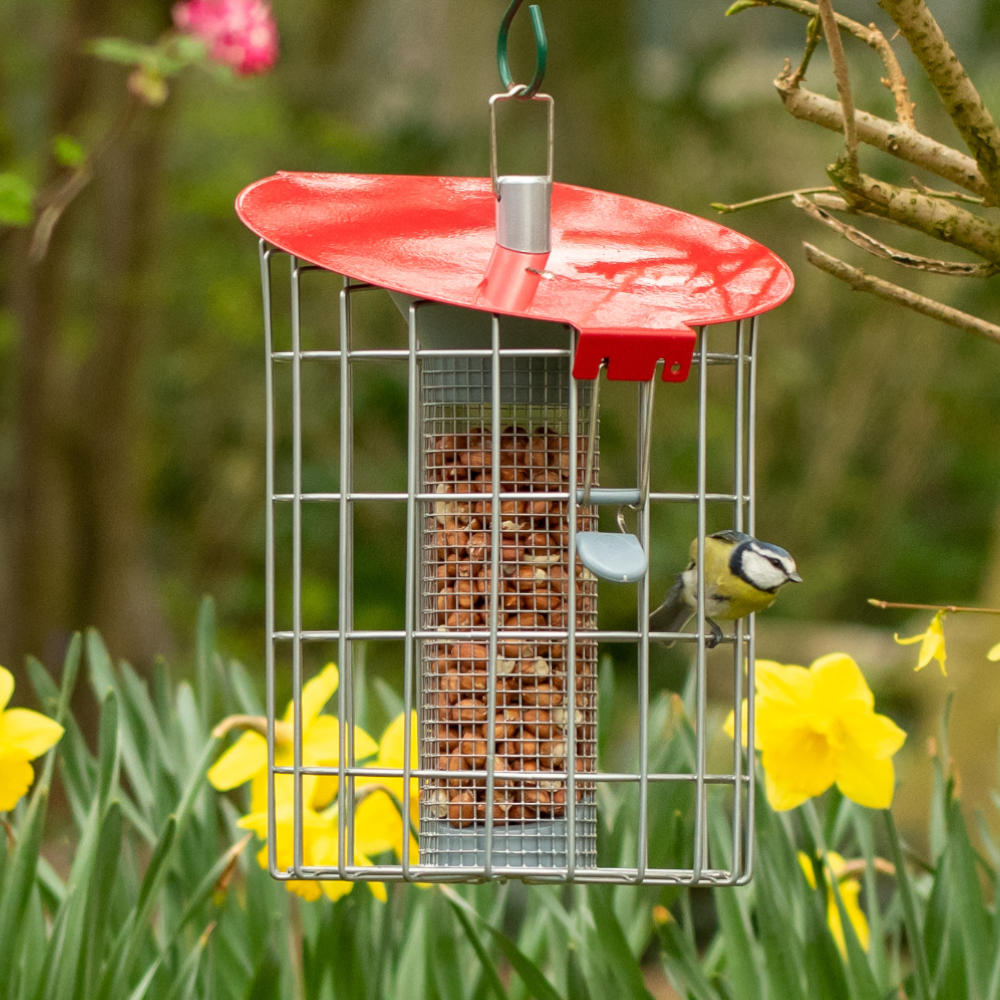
[{"xmin": 255, "ymin": 235, "xmax": 776, "ymax": 886}]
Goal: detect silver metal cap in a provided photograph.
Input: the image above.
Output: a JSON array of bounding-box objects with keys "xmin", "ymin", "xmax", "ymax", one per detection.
[{"xmin": 495, "ymin": 174, "xmax": 552, "ymax": 253}]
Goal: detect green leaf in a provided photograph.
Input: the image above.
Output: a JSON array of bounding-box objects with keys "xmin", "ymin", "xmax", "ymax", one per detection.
[
  {"xmin": 885, "ymin": 810, "xmax": 932, "ymax": 1000},
  {"xmin": 426, "ymin": 893, "xmax": 466, "ymax": 1000},
  {"xmin": 96, "ymin": 689, "xmax": 122, "ymax": 810},
  {"xmin": 587, "ymin": 885, "xmax": 656, "ymax": 999},
  {"xmin": 656, "ymin": 911, "xmax": 718, "ymax": 1000},
  {"xmin": 0, "ymin": 783, "xmax": 50, "ymax": 990},
  {"xmin": 97, "ymin": 816, "xmax": 179, "ymax": 997},
  {"xmin": 196, "ymin": 597, "xmax": 216, "ymax": 726},
  {"xmin": 444, "ymin": 888, "xmax": 557, "ymax": 1000},
  {"xmin": 52, "ymin": 134, "xmax": 86, "ymax": 168},
  {"xmin": 944, "ymin": 796, "xmax": 991, "ymax": 996},
  {"xmin": 725, "ymin": 1, "xmax": 766, "ymax": 15},
  {"xmin": 75, "ymin": 800, "xmax": 125, "ymax": 1000},
  {"xmin": 0, "ymin": 172, "xmax": 35, "ymax": 226}
]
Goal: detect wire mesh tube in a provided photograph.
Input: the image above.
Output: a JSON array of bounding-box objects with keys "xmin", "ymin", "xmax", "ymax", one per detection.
[{"xmin": 412, "ymin": 301, "xmax": 597, "ymax": 869}]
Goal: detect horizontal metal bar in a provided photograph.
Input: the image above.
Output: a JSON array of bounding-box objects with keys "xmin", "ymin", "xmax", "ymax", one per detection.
[
  {"xmin": 577, "ymin": 487, "xmax": 641, "ymax": 506},
  {"xmin": 270, "ymin": 346, "xmax": 576, "ymax": 362},
  {"xmin": 270, "ymin": 628, "xmax": 737, "ymax": 643},
  {"xmin": 273, "ymin": 764, "xmax": 750, "ymax": 785},
  {"xmin": 270, "ymin": 490, "xmax": 750, "ymax": 504},
  {"xmin": 269, "ymin": 864, "xmax": 745, "ymax": 886}
]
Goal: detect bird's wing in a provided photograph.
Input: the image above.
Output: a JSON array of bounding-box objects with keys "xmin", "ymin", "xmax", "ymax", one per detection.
[{"xmin": 649, "ymin": 574, "xmax": 692, "ymax": 634}]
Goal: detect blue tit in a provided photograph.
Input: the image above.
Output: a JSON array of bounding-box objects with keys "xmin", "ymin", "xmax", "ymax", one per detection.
[{"xmin": 649, "ymin": 530, "xmax": 801, "ymax": 647}]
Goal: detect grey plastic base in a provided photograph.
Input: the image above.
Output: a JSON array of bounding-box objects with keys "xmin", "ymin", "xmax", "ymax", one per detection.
[{"xmin": 420, "ymin": 816, "xmax": 597, "ymax": 870}]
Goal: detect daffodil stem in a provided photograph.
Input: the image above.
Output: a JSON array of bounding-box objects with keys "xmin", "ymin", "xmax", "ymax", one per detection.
[{"xmin": 868, "ymin": 598, "xmax": 1000, "ymax": 615}]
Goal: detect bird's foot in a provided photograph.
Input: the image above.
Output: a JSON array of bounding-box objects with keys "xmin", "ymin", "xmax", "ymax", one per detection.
[{"xmin": 705, "ymin": 619, "xmax": 724, "ymax": 649}]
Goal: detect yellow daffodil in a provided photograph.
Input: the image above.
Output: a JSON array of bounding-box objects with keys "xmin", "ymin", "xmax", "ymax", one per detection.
[
  {"xmin": 727, "ymin": 654, "xmax": 906, "ymax": 811},
  {"xmin": 894, "ymin": 611, "xmax": 947, "ymax": 675},
  {"xmin": 798, "ymin": 851, "xmax": 870, "ymax": 955},
  {"xmin": 0, "ymin": 666, "xmax": 64, "ymax": 811},
  {"xmin": 354, "ymin": 712, "xmax": 420, "ymax": 864},
  {"xmin": 208, "ymin": 662, "xmax": 377, "ymax": 813},
  {"xmin": 987, "ymin": 641, "xmax": 1000, "ymax": 662},
  {"xmin": 238, "ymin": 804, "xmax": 387, "ymax": 903}
]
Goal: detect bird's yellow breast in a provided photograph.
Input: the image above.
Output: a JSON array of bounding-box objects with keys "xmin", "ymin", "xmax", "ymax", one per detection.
[{"xmin": 697, "ymin": 535, "xmax": 778, "ymax": 621}]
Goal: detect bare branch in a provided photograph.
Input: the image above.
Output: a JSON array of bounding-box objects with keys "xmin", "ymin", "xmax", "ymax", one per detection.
[
  {"xmin": 733, "ymin": 0, "xmax": 915, "ymax": 122},
  {"xmin": 830, "ymin": 162, "xmax": 1000, "ymax": 264},
  {"xmin": 712, "ymin": 185, "xmax": 838, "ymax": 213},
  {"xmin": 879, "ymin": 0, "xmax": 1000, "ymax": 201},
  {"xmin": 776, "ymin": 77, "xmax": 990, "ymax": 198},
  {"xmin": 817, "ymin": 0, "xmax": 859, "ymax": 174},
  {"xmin": 803, "ymin": 243, "xmax": 1000, "ymax": 344},
  {"xmin": 793, "ymin": 193, "xmax": 999, "ymax": 275}
]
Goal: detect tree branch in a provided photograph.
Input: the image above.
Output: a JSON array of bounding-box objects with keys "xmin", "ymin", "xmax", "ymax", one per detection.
[
  {"xmin": 732, "ymin": 0, "xmax": 915, "ymax": 123},
  {"xmin": 775, "ymin": 76, "xmax": 990, "ymax": 198},
  {"xmin": 793, "ymin": 193, "xmax": 999, "ymax": 276},
  {"xmin": 803, "ymin": 243, "xmax": 1000, "ymax": 344},
  {"xmin": 879, "ymin": 0, "xmax": 1000, "ymax": 201},
  {"xmin": 817, "ymin": 0, "xmax": 858, "ymax": 175},
  {"xmin": 829, "ymin": 162, "xmax": 1000, "ymax": 264}
]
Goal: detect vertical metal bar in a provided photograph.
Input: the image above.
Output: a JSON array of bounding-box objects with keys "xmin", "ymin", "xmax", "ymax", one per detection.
[
  {"xmin": 744, "ymin": 315, "xmax": 760, "ymax": 882},
  {"xmin": 635, "ymin": 377, "xmax": 651, "ymax": 884},
  {"xmin": 730, "ymin": 319, "xmax": 748, "ymax": 879},
  {"xmin": 482, "ymin": 313, "xmax": 504, "ymax": 879},
  {"xmin": 692, "ymin": 326, "xmax": 709, "ymax": 882},
  {"xmin": 337, "ymin": 280, "xmax": 352, "ymax": 876},
  {"xmin": 290, "ymin": 256, "xmax": 305, "ymax": 875},
  {"xmin": 402, "ymin": 300, "xmax": 421, "ymax": 879},
  {"xmin": 565, "ymin": 325, "xmax": 579, "ymax": 879},
  {"xmin": 261, "ymin": 241, "xmax": 279, "ymax": 876}
]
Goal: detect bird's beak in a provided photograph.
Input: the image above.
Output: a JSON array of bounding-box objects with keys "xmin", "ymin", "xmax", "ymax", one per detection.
[{"xmin": 789, "ymin": 571, "xmax": 803, "ymax": 583}]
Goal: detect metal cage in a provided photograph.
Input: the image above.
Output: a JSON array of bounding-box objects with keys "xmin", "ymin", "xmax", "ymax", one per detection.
[{"xmin": 259, "ymin": 239, "xmax": 762, "ymax": 887}]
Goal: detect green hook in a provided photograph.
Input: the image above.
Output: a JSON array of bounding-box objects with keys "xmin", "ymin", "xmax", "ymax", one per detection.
[{"xmin": 497, "ymin": 0, "xmax": 547, "ymax": 98}]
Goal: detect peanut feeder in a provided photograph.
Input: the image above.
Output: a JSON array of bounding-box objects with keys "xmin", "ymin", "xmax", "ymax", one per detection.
[{"xmin": 235, "ymin": 82, "xmax": 793, "ymax": 885}]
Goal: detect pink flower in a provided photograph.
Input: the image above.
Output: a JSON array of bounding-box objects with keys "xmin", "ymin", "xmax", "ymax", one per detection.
[{"xmin": 172, "ymin": 0, "xmax": 278, "ymax": 76}]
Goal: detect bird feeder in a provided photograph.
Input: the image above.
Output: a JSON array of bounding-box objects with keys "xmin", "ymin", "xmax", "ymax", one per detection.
[{"xmin": 235, "ymin": 39, "xmax": 792, "ymax": 888}]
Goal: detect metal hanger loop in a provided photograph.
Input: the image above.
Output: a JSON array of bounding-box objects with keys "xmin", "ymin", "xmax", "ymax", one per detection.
[{"xmin": 497, "ymin": 0, "xmax": 548, "ymax": 99}]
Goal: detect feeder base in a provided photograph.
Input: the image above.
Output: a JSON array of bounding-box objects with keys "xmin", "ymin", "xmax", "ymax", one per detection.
[{"xmin": 420, "ymin": 814, "xmax": 596, "ymax": 870}]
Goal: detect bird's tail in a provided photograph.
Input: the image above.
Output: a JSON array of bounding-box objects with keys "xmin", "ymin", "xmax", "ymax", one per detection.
[{"xmin": 649, "ymin": 575, "xmax": 692, "ymax": 640}]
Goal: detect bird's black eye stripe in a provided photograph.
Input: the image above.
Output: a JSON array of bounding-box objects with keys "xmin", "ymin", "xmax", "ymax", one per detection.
[{"xmin": 769, "ymin": 557, "xmax": 783, "ymax": 569}]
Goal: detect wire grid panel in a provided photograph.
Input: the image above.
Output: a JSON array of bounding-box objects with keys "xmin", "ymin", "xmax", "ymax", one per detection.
[{"xmin": 259, "ymin": 240, "xmax": 758, "ymax": 887}]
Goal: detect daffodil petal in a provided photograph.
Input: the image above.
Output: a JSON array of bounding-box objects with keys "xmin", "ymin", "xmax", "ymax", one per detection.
[
  {"xmin": 835, "ymin": 747, "xmax": 896, "ymax": 809},
  {"xmin": 0, "ymin": 753, "xmax": 34, "ymax": 811},
  {"xmin": 0, "ymin": 708, "xmax": 64, "ymax": 760},
  {"xmin": 378, "ymin": 712, "xmax": 418, "ymax": 769},
  {"xmin": 840, "ymin": 705, "xmax": 907, "ymax": 760},
  {"xmin": 237, "ymin": 810, "xmax": 269, "ymax": 836},
  {"xmin": 760, "ymin": 725, "xmax": 836, "ymax": 810},
  {"xmin": 812, "ymin": 654, "xmax": 874, "ymax": 709},
  {"xmin": 287, "ymin": 662, "xmax": 340, "ymax": 725},
  {"xmin": 843, "ymin": 883, "xmax": 870, "ymax": 952},
  {"xmin": 754, "ymin": 662, "xmax": 812, "ymax": 706},
  {"xmin": 987, "ymin": 641, "xmax": 1000, "ymax": 662},
  {"xmin": 208, "ymin": 730, "xmax": 267, "ymax": 790},
  {"xmin": 303, "ymin": 716, "xmax": 378, "ymax": 766},
  {"xmin": 797, "ymin": 851, "xmax": 817, "ymax": 888},
  {"xmin": 354, "ymin": 787, "xmax": 408, "ymax": 856},
  {"xmin": 0, "ymin": 668, "xmax": 13, "ymax": 713}
]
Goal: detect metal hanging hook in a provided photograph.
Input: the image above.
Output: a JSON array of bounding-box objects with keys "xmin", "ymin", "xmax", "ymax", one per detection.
[{"xmin": 497, "ymin": 0, "xmax": 548, "ymax": 98}]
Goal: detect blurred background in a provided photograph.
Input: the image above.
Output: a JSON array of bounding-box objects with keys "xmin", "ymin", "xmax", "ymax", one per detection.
[{"xmin": 2, "ymin": 0, "xmax": 998, "ymax": 823}]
